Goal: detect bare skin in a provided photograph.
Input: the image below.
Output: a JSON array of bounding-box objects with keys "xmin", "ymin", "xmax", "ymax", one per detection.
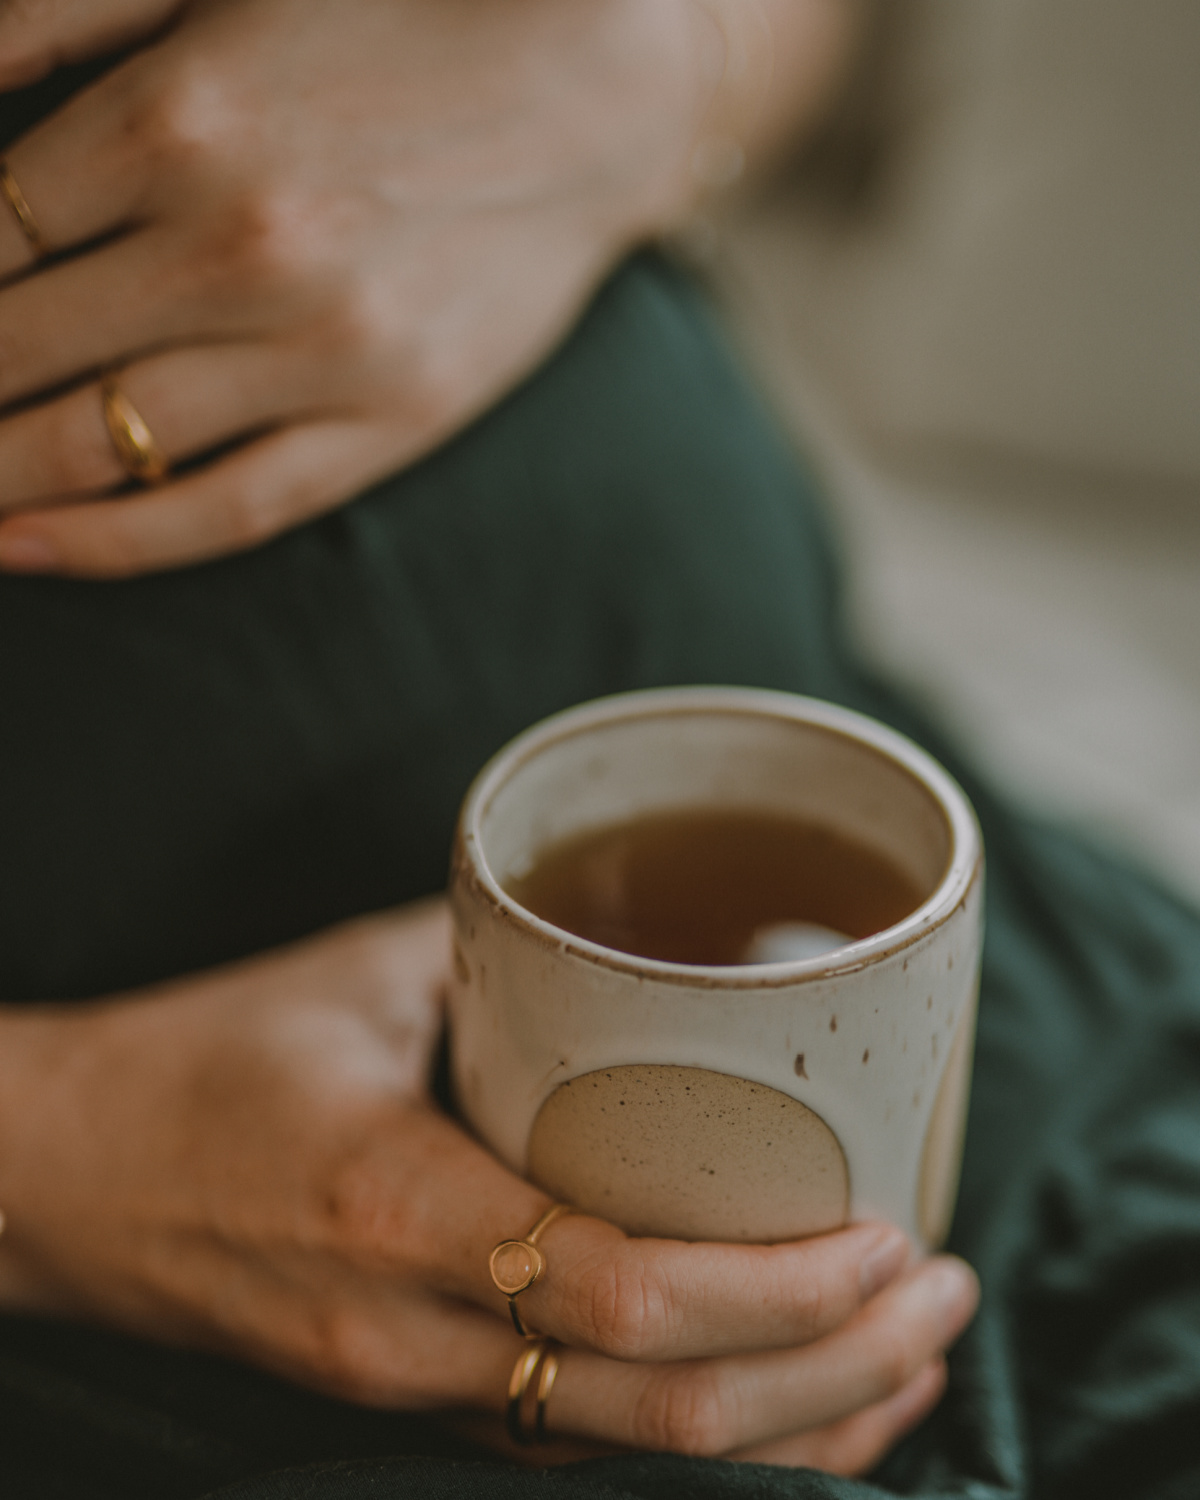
[
  {"xmin": 0, "ymin": 0, "xmax": 859, "ymax": 577},
  {"xmin": 0, "ymin": 901, "xmax": 977, "ymax": 1470}
]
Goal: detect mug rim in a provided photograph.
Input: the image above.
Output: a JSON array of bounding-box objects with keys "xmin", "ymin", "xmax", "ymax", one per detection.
[{"xmin": 456, "ymin": 687, "xmax": 984, "ymax": 989}]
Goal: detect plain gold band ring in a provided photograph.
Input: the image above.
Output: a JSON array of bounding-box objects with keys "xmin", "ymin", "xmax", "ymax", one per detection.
[
  {"xmin": 489, "ymin": 1202, "xmax": 574, "ymax": 1339},
  {"xmin": 0, "ymin": 161, "xmax": 49, "ymax": 260},
  {"xmin": 505, "ymin": 1337, "xmax": 562, "ymax": 1445},
  {"xmin": 101, "ymin": 375, "xmax": 170, "ymax": 486}
]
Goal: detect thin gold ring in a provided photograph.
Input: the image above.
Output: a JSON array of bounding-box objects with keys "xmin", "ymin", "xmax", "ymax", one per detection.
[
  {"xmin": 101, "ymin": 374, "xmax": 170, "ymax": 486},
  {"xmin": 505, "ymin": 1337, "xmax": 551, "ymax": 1446},
  {"xmin": 534, "ymin": 1342, "xmax": 561, "ymax": 1443},
  {"xmin": 489, "ymin": 1202, "xmax": 574, "ymax": 1339},
  {"xmin": 0, "ymin": 161, "xmax": 49, "ymax": 260}
]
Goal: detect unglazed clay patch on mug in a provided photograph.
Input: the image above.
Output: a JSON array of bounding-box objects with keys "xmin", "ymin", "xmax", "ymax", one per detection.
[{"xmin": 526, "ymin": 1064, "xmax": 849, "ymax": 1242}]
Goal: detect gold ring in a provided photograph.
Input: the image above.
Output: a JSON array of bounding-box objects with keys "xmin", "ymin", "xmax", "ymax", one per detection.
[
  {"xmin": 505, "ymin": 1337, "xmax": 552, "ymax": 1446},
  {"xmin": 489, "ymin": 1202, "xmax": 574, "ymax": 1339},
  {"xmin": 534, "ymin": 1342, "xmax": 561, "ymax": 1443},
  {"xmin": 101, "ymin": 375, "xmax": 170, "ymax": 486},
  {"xmin": 0, "ymin": 161, "xmax": 49, "ymax": 260}
]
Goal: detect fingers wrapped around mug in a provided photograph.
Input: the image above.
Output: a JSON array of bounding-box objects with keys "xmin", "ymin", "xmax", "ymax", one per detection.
[
  {"xmin": 281, "ymin": 1103, "xmax": 976, "ymax": 1467},
  {"xmin": 372, "ymin": 1107, "xmax": 916, "ymax": 1366},
  {"xmin": 533, "ymin": 1256, "xmax": 974, "ymax": 1457},
  {"xmin": 471, "ymin": 1182, "xmax": 976, "ymax": 1461},
  {"xmin": 296, "ymin": 1195, "xmax": 973, "ymax": 1468}
]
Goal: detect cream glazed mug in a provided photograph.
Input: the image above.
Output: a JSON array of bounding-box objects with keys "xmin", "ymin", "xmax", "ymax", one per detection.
[{"xmin": 448, "ymin": 688, "xmax": 984, "ymax": 1249}]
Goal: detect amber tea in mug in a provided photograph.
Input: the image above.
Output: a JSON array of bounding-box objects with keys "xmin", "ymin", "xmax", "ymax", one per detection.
[{"xmin": 506, "ymin": 808, "xmax": 924, "ymax": 967}]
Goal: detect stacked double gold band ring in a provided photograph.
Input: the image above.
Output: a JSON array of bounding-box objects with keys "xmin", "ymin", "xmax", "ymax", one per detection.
[
  {"xmin": 491, "ymin": 1203, "xmax": 573, "ymax": 1443},
  {"xmin": 505, "ymin": 1337, "xmax": 562, "ymax": 1445}
]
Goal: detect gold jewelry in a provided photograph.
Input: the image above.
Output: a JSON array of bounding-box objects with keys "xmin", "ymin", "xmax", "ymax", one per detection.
[
  {"xmin": 0, "ymin": 161, "xmax": 49, "ymax": 260},
  {"xmin": 489, "ymin": 1202, "xmax": 574, "ymax": 1339},
  {"xmin": 534, "ymin": 1342, "xmax": 561, "ymax": 1443},
  {"xmin": 505, "ymin": 1337, "xmax": 552, "ymax": 1446},
  {"xmin": 101, "ymin": 375, "xmax": 170, "ymax": 486}
]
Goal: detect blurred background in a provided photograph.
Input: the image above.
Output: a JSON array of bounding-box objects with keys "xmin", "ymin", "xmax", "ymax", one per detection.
[{"xmin": 703, "ymin": 0, "xmax": 1200, "ymax": 903}]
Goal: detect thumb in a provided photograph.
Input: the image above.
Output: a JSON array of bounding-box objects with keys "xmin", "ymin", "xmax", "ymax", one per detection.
[{"xmin": 0, "ymin": 0, "xmax": 183, "ymax": 91}]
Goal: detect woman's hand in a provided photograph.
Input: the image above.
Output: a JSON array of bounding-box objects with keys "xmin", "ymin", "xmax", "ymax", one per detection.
[
  {"xmin": 0, "ymin": 0, "xmax": 719, "ymax": 577},
  {"xmin": 0, "ymin": 900, "xmax": 977, "ymax": 1472},
  {"xmin": 0, "ymin": 0, "xmax": 857, "ymax": 579}
]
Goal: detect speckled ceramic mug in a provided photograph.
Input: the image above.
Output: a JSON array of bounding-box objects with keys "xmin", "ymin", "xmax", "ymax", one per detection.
[{"xmin": 448, "ymin": 688, "xmax": 983, "ymax": 1249}]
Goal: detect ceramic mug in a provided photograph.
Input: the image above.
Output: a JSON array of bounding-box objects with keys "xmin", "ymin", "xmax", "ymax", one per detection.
[{"xmin": 448, "ymin": 687, "xmax": 983, "ymax": 1248}]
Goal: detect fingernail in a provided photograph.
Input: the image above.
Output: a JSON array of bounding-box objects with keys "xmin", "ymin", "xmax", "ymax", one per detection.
[
  {"xmin": 0, "ymin": 533, "xmax": 57, "ymax": 572},
  {"xmin": 859, "ymin": 1227, "xmax": 909, "ymax": 1298},
  {"xmin": 923, "ymin": 1256, "xmax": 980, "ymax": 1340}
]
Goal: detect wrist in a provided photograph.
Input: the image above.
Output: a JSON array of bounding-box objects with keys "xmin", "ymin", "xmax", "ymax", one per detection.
[{"xmin": 0, "ymin": 1004, "xmax": 105, "ymax": 1308}]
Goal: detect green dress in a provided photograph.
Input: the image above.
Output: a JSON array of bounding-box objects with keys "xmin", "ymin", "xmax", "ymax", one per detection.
[{"xmin": 1, "ymin": 69, "xmax": 1199, "ymax": 1500}]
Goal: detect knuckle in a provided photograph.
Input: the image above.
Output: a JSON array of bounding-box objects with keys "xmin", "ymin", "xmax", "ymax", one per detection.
[
  {"xmin": 304, "ymin": 1308, "xmax": 371, "ymax": 1390},
  {"xmin": 633, "ymin": 1366, "xmax": 733, "ymax": 1457},
  {"xmin": 313, "ymin": 301, "xmax": 460, "ymax": 443},
  {"xmin": 571, "ymin": 1250, "xmax": 672, "ymax": 1361},
  {"xmin": 313, "ymin": 284, "xmax": 385, "ymax": 362},
  {"xmin": 873, "ymin": 1326, "xmax": 920, "ymax": 1397},
  {"xmin": 201, "ymin": 192, "xmax": 315, "ymax": 296},
  {"xmin": 321, "ymin": 1155, "xmax": 387, "ymax": 1252},
  {"xmin": 125, "ymin": 61, "xmax": 230, "ymax": 168},
  {"xmin": 293, "ymin": 1308, "xmax": 401, "ymax": 1406}
]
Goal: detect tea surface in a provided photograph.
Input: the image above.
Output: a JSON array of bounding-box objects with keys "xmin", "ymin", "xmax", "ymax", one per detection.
[{"xmin": 505, "ymin": 808, "xmax": 924, "ymax": 966}]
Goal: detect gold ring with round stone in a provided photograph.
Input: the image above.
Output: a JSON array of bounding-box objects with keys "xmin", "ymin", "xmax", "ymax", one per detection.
[
  {"xmin": 505, "ymin": 1336, "xmax": 552, "ymax": 1446},
  {"xmin": 0, "ymin": 161, "xmax": 49, "ymax": 260},
  {"xmin": 489, "ymin": 1202, "xmax": 574, "ymax": 1339},
  {"xmin": 101, "ymin": 374, "xmax": 170, "ymax": 486}
]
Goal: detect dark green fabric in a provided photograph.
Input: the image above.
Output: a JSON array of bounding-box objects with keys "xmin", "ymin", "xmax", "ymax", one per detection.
[{"xmin": 1, "ymin": 253, "xmax": 1198, "ymax": 1500}]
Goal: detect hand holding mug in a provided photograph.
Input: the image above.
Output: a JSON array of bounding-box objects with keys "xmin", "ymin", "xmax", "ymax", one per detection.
[{"xmin": 0, "ymin": 900, "xmax": 976, "ymax": 1470}]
